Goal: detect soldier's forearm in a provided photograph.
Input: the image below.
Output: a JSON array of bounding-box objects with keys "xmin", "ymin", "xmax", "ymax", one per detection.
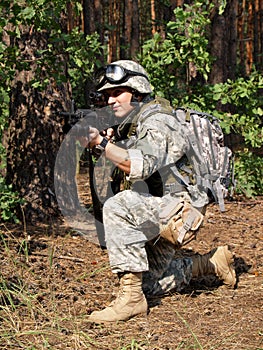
[{"xmin": 105, "ymin": 142, "xmax": 131, "ymax": 174}]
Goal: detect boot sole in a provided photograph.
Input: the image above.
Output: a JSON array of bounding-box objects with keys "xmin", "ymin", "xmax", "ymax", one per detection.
[{"xmin": 87, "ymin": 309, "xmax": 148, "ymax": 324}]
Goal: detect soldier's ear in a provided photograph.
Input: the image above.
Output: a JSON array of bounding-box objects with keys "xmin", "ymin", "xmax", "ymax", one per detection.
[{"xmin": 131, "ymin": 90, "xmax": 144, "ymax": 102}]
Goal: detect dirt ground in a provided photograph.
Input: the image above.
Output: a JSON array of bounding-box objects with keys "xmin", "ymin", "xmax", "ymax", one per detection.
[{"xmin": 0, "ymin": 191, "xmax": 262, "ymax": 349}]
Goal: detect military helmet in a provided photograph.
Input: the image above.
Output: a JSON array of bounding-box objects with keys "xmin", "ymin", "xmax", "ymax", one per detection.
[{"xmin": 95, "ymin": 60, "xmax": 153, "ymax": 94}]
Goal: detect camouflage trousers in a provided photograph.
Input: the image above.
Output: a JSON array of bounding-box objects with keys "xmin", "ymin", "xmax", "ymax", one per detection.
[{"xmin": 103, "ymin": 190, "xmax": 193, "ymax": 296}]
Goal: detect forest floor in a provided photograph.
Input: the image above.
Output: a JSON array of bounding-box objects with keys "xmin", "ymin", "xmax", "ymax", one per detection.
[{"xmin": 0, "ymin": 175, "xmax": 262, "ymax": 349}]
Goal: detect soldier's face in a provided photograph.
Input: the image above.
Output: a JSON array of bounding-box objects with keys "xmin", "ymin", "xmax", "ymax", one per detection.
[{"xmin": 104, "ymin": 87, "xmax": 134, "ymax": 118}]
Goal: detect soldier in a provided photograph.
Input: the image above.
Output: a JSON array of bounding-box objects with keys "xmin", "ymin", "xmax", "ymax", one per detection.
[{"xmin": 87, "ymin": 60, "xmax": 236, "ymax": 323}]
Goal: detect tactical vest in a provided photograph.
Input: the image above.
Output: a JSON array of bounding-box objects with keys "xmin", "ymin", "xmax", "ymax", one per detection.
[{"xmin": 125, "ymin": 97, "xmax": 185, "ymax": 197}]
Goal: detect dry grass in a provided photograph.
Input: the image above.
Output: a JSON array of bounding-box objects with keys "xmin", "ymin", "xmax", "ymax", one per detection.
[{"xmin": 0, "ymin": 198, "xmax": 263, "ymax": 349}]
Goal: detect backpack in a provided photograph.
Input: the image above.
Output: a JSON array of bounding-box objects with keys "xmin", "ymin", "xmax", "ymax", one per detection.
[
  {"xmin": 171, "ymin": 107, "xmax": 235, "ymax": 212},
  {"xmin": 128, "ymin": 97, "xmax": 235, "ymax": 212},
  {"xmin": 158, "ymin": 104, "xmax": 235, "ymax": 247}
]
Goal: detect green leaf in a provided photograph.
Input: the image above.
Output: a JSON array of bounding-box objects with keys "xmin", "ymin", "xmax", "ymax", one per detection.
[
  {"xmin": 20, "ymin": 7, "xmax": 36, "ymax": 20},
  {"xmin": 252, "ymin": 107, "xmax": 263, "ymax": 116}
]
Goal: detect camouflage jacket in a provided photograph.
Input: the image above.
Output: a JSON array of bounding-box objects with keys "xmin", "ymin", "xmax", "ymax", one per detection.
[{"xmin": 114, "ymin": 96, "xmax": 209, "ymax": 209}]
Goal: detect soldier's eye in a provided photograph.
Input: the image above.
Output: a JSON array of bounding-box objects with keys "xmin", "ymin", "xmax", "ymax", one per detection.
[{"xmin": 111, "ymin": 89, "xmax": 125, "ymax": 97}]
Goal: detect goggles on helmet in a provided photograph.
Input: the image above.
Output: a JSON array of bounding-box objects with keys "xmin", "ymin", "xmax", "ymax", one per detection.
[{"xmin": 95, "ymin": 64, "xmax": 149, "ymax": 90}]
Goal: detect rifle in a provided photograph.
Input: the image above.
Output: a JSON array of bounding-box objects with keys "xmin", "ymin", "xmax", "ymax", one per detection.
[
  {"xmin": 60, "ymin": 105, "xmax": 92, "ymax": 137},
  {"xmin": 60, "ymin": 92, "xmax": 107, "ymax": 134},
  {"xmin": 59, "ymin": 99, "xmax": 107, "ymax": 249}
]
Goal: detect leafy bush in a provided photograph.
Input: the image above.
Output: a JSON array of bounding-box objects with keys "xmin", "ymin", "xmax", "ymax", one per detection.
[
  {"xmin": 62, "ymin": 29, "xmax": 104, "ymax": 106},
  {"xmin": 208, "ymin": 74, "xmax": 262, "ymax": 196},
  {"xmin": 0, "ymin": 84, "xmax": 21, "ymax": 222},
  {"xmin": 140, "ymin": 2, "xmax": 262, "ymax": 197},
  {"xmin": 0, "ymin": 177, "xmax": 23, "ymax": 223},
  {"xmin": 139, "ymin": 1, "xmax": 212, "ymax": 105},
  {"xmin": 234, "ymin": 151, "xmax": 263, "ymax": 197}
]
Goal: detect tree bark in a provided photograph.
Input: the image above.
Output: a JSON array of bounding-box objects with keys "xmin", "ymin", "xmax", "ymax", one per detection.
[
  {"xmin": 259, "ymin": 0, "xmax": 263, "ymax": 70},
  {"xmin": 209, "ymin": 0, "xmax": 238, "ymax": 84},
  {"xmin": 131, "ymin": 0, "xmax": 140, "ymax": 58},
  {"xmin": 108, "ymin": 0, "xmax": 121, "ymax": 62},
  {"xmin": 151, "ymin": 0, "xmax": 156, "ymax": 35},
  {"xmin": 6, "ymin": 28, "xmax": 72, "ymax": 223},
  {"xmin": 120, "ymin": 0, "xmax": 132, "ymax": 58},
  {"xmin": 83, "ymin": 0, "xmax": 104, "ymax": 42},
  {"xmin": 246, "ymin": 1, "xmax": 253, "ymax": 75}
]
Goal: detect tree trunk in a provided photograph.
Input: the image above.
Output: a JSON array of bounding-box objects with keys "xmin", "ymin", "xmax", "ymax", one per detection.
[
  {"xmin": 108, "ymin": 0, "xmax": 121, "ymax": 62},
  {"xmin": 120, "ymin": 0, "xmax": 132, "ymax": 58},
  {"xmin": 131, "ymin": 0, "xmax": 140, "ymax": 58},
  {"xmin": 151, "ymin": 0, "xmax": 156, "ymax": 35},
  {"xmin": 246, "ymin": 1, "xmax": 253, "ymax": 74},
  {"xmin": 6, "ymin": 28, "xmax": 72, "ymax": 223},
  {"xmin": 83, "ymin": 0, "xmax": 104, "ymax": 42},
  {"xmin": 119, "ymin": 0, "xmax": 140, "ymax": 59},
  {"xmin": 238, "ymin": 0, "xmax": 246, "ymax": 76},
  {"xmin": 254, "ymin": 0, "xmax": 259, "ymax": 70},
  {"xmin": 209, "ymin": 0, "xmax": 238, "ymax": 84},
  {"xmin": 259, "ymin": 0, "xmax": 263, "ymax": 70}
]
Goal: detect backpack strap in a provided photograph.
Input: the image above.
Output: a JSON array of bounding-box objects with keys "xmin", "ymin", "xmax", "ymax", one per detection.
[
  {"xmin": 127, "ymin": 97, "xmax": 174, "ymax": 138},
  {"xmin": 214, "ymin": 178, "xmax": 225, "ymax": 212}
]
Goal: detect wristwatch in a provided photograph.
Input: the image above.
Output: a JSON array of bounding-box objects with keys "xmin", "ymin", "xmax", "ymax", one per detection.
[
  {"xmin": 96, "ymin": 137, "xmax": 109, "ymax": 151},
  {"xmin": 93, "ymin": 137, "xmax": 109, "ymax": 156}
]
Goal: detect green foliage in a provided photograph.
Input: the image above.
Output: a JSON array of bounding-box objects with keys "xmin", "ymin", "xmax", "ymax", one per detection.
[
  {"xmin": 139, "ymin": 1, "xmax": 213, "ymax": 105},
  {"xmin": 234, "ymin": 151, "xmax": 263, "ymax": 197},
  {"xmin": 0, "ymin": 0, "xmax": 104, "ymax": 222},
  {"xmin": 5, "ymin": 0, "xmax": 70, "ymax": 29},
  {"xmin": 0, "ymin": 0, "xmax": 262, "ymax": 210},
  {"xmin": 140, "ymin": 1, "xmax": 262, "ymax": 197},
  {"xmin": 167, "ymin": 1, "xmax": 212, "ymax": 81},
  {"xmin": 211, "ymin": 73, "xmax": 263, "ymax": 148},
  {"xmin": 218, "ymin": 0, "xmax": 227, "ymax": 15},
  {"xmin": 0, "ymin": 177, "xmax": 23, "ymax": 223},
  {"xmin": 63, "ymin": 29, "xmax": 104, "ymax": 105},
  {"xmin": 29, "ymin": 28, "xmax": 103, "ymax": 105},
  {"xmin": 0, "ymin": 72, "xmax": 18, "ymax": 222},
  {"xmin": 139, "ymin": 32, "xmax": 185, "ymax": 103},
  {"xmin": 179, "ymin": 74, "xmax": 263, "ymax": 197},
  {"xmin": 0, "ymin": 0, "xmax": 104, "ymax": 102},
  {"xmin": 0, "ymin": 87, "xmax": 10, "ymax": 128}
]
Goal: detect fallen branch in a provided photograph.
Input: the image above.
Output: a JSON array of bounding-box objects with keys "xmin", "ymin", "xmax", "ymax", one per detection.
[{"xmin": 30, "ymin": 252, "xmax": 84, "ymax": 263}]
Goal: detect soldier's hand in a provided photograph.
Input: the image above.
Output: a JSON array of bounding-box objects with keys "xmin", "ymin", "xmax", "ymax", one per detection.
[
  {"xmin": 101, "ymin": 127, "xmax": 115, "ymax": 140},
  {"xmin": 78, "ymin": 136, "xmax": 89, "ymax": 148},
  {"xmin": 88, "ymin": 127, "xmax": 103, "ymax": 147}
]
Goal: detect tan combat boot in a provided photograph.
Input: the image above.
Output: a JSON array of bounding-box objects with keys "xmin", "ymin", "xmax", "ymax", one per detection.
[
  {"xmin": 88, "ymin": 272, "xmax": 148, "ymax": 323},
  {"xmin": 191, "ymin": 245, "xmax": 236, "ymax": 288}
]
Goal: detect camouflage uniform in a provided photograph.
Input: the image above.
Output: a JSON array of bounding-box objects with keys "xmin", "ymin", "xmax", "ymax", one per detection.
[
  {"xmin": 102, "ymin": 100, "xmax": 209, "ymax": 296},
  {"xmin": 87, "ymin": 61, "xmax": 236, "ymax": 325}
]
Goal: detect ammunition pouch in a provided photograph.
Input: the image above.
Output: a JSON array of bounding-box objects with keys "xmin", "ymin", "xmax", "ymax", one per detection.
[{"xmin": 159, "ymin": 199, "xmax": 204, "ymax": 247}]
